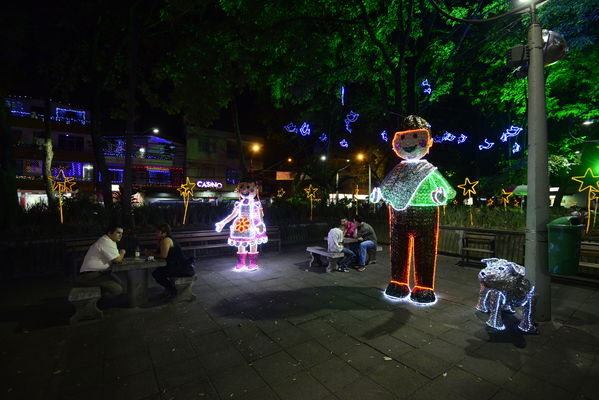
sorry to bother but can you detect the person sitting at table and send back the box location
[352,216,378,271]
[327,223,356,272]
[77,224,126,302]
[145,224,195,298]
[341,217,357,238]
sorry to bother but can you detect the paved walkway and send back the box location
[1,245,599,400]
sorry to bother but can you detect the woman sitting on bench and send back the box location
[145,224,195,298]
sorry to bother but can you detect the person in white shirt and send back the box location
[77,224,126,298]
[327,224,356,272]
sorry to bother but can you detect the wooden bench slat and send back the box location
[462,232,496,264]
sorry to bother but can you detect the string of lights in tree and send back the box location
[387,122,523,155]
[344,111,359,133]
[282,86,363,150]
[420,79,432,95]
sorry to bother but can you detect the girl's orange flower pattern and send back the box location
[235,217,250,232]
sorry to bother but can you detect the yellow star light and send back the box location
[513,199,520,207]
[50,169,76,194]
[276,188,285,198]
[304,184,318,199]
[500,189,513,204]
[457,177,478,198]
[177,177,196,198]
[572,168,599,193]
[487,198,494,206]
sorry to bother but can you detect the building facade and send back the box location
[6,97,186,207]
[186,127,264,202]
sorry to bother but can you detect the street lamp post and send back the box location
[250,144,260,172]
[357,153,372,201]
[335,161,351,203]
[429,0,554,323]
[525,2,551,321]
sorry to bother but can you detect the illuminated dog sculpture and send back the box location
[476,258,536,332]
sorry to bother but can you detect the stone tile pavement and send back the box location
[1,245,599,400]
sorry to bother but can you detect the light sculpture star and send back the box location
[49,169,77,224]
[571,168,599,232]
[500,189,513,210]
[304,184,318,221]
[571,168,599,194]
[177,177,196,198]
[457,177,478,198]
[304,184,318,199]
[178,177,196,224]
[50,169,76,194]
[276,188,285,198]
[458,177,478,227]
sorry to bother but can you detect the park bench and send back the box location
[321,236,383,265]
[366,245,383,264]
[461,232,496,264]
[579,241,599,275]
[306,246,345,272]
[137,226,282,257]
[173,275,197,302]
[68,286,103,324]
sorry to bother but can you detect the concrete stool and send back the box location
[174,276,197,302]
[69,287,103,324]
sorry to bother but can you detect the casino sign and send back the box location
[196,180,223,189]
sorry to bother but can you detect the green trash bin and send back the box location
[547,216,584,276]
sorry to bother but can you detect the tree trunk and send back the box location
[42,98,57,210]
[90,18,113,210]
[0,102,19,227]
[232,99,248,178]
[91,86,112,209]
[122,8,139,227]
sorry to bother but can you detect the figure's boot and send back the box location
[247,253,259,271]
[385,281,411,299]
[410,286,437,304]
[235,253,247,271]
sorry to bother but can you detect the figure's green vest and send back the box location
[380,160,456,211]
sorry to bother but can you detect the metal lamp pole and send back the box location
[525,3,551,321]
[336,162,351,203]
[368,164,372,200]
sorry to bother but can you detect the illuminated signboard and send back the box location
[196,180,223,189]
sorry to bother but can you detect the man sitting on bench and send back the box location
[327,223,356,272]
[77,224,126,303]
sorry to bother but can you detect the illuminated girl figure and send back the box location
[215,181,268,271]
[371,115,456,304]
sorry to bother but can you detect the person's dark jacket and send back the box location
[358,223,377,245]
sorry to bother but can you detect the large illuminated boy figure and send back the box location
[371,115,455,304]
[215,181,268,271]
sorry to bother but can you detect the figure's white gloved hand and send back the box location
[370,187,382,203]
[432,187,446,205]
[215,222,224,232]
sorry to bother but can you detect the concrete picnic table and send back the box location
[112,257,166,307]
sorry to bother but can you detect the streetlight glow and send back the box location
[287,157,293,162]
[357,153,364,161]
[152,128,160,134]
[582,120,595,126]
[252,144,260,152]
[320,155,327,161]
